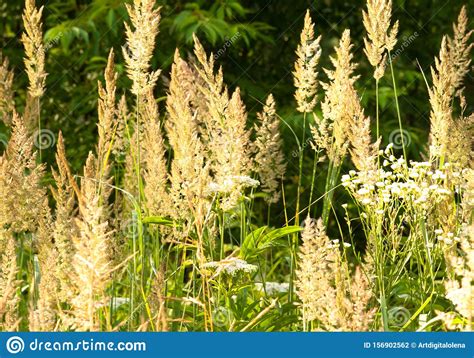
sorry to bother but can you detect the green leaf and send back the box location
[241,225,301,259]
[241,226,267,258]
[106,9,117,35]
[142,216,176,227]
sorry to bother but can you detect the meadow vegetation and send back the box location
[0,0,472,331]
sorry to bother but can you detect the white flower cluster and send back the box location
[342,151,465,211]
[111,297,130,309]
[328,239,351,249]
[255,281,290,296]
[207,176,260,194]
[202,257,258,277]
[433,229,461,246]
[445,277,472,321]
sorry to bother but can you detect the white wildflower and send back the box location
[202,257,258,277]
[255,281,290,296]
[207,176,259,195]
[362,198,372,205]
[111,297,130,309]
[357,188,370,195]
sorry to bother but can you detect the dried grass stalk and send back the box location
[166,50,207,219]
[429,7,473,161]
[70,153,113,331]
[347,89,380,172]
[428,36,454,160]
[314,30,357,165]
[0,229,21,331]
[448,6,474,92]
[97,50,117,176]
[112,95,128,160]
[29,202,57,331]
[21,0,47,131]
[0,53,14,125]
[254,94,286,203]
[296,217,375,331]
[193,35,253,210]
[142,90,171,217]
[21,0,46,98]
[96,50,118,215]
[122,0,161,96]
[444,171,473,330]
[296,217,339,328]
[0,112,45,233]
[362,0,398,79]
[446,114,473,168]
[51,132,78,303]
[293,10,322,113]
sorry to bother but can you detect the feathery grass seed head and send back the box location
[254,94,286,203]
[362,0,399,79]
[123,0,161,95]
[293,10,322,113]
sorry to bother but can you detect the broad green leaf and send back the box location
[142,216,176,227]
[241,225,301,259]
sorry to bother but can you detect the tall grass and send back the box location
[0,0,472,332]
